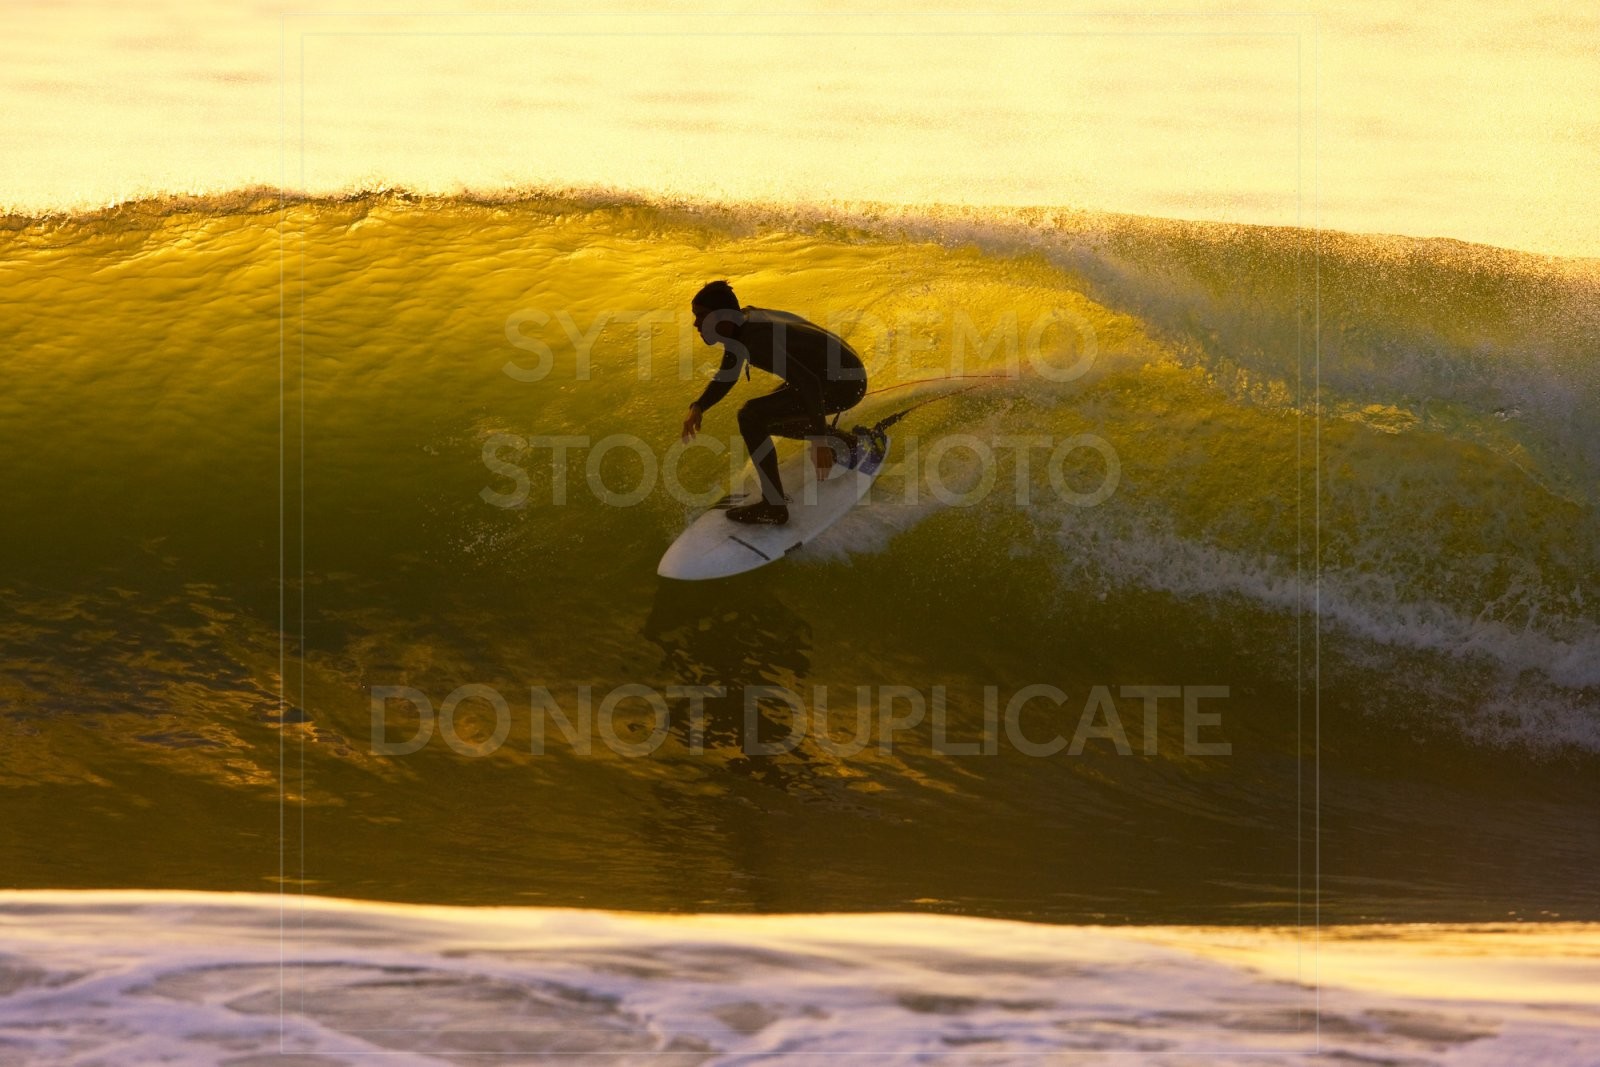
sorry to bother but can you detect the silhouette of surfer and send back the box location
[680,281,867,525]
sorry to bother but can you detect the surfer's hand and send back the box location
[681,405,703,443]
[810,438,834,481]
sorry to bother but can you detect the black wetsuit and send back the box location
[692,306,868,505]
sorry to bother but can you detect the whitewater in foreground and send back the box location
[1,891,1596,1065]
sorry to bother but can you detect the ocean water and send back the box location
[2,1,1597,256]
[3,5,1598,1054]
[2,891,1598,1065]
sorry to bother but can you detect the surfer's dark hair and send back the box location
[693,279,740,313]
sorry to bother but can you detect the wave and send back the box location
[21,188,1590,709]
[3,188,1598,918]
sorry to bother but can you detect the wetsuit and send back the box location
[692,306,868,505]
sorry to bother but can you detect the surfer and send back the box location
[681,280,867,525]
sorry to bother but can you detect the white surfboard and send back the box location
[658,427,890,580]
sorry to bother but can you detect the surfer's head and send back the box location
[692,280,743,346]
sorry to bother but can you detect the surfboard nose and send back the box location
[657,530,773,581]
[656,537,698,579]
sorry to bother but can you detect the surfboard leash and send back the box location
[870,380,991,433]
[862,372,1016,400]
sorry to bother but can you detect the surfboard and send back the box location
[657,426,890,580]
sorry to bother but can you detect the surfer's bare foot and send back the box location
[726,500,789,526]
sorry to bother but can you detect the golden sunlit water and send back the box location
[4,188,1596,905]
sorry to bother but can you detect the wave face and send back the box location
[2,191,1598,921]
[4,891,1599,1066]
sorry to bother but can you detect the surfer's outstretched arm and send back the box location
[683,348,745,441]
[692,348,744,412]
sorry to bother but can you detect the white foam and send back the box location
[3,892,1598,1065]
